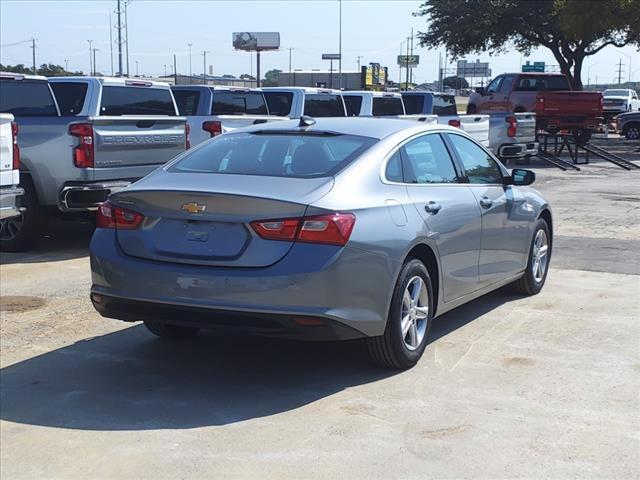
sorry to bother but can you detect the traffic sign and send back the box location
[397,55,419,67]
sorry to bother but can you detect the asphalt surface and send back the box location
[1,137,638,479]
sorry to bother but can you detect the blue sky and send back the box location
[1,0,638,85]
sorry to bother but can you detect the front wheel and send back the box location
[144,320,200,339]
[367,259,433,369]
[512,219,551,295]
[0,175,44,252]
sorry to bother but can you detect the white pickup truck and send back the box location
[261,87,347,118]
[0,113,23,222]
[171,86,286,147]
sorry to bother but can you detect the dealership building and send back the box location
[278,64,390,91]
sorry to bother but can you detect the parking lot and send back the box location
[0,137,637,478]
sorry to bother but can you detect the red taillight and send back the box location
[96,201,144,230]
[250,213,355,247]
[202,120,222,138]
[448,119,461,128]
[69,122,94,168]
[506,116,517,137]
[185,123,191,150]
[10,121,20,170]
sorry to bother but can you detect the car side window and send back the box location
[400,134,458,184]
[486,76,503,94]
[499,75,516,93]
[385,150,403,183]
[447,134,503,184]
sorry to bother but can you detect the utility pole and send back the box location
[135,60,139,76]
[398,41,403,87]
[125,0,131,77]
[409,28,414,85]
[405,36,410,91]
[164,64,167,77]
[31,38,36,75]
[617,58,624,85]
[288,47,293,85]
[109,10,114,76]
[116,0,123,76]
[92,48,99,76]
[173,54,177,84]
[201,50,209,85]
[87,39,93,75]
[64,59,69,72]
[338,0,342,89]
[256,51,261,88]
[188,43,193,84]
[356,55,363,71]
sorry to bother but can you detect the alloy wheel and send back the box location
[401,276,429,351]
[532,229,549,283]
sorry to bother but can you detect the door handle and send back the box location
[479,197,493,209]
[424,201,442,214]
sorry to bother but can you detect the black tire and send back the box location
[143,320,200,339]
[572,129,592,145]
[512,219,551,295]
[367,259,434,369]
[466,104,477,114]
[623,123,640,140]
[0,174,44,252]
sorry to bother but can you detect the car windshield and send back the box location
[372,97,404,116]
[402,95,424,115]
[100,86,177,115]
[169,132,376,178]
[212,91,268,115]
[603,90,628,97]
[0,80,58,117]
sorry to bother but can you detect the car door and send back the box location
[394,133,483,302]
[497,74,517,112]
[477,75,504,112]
[445,133,531,286]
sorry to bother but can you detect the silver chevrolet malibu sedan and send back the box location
[90,117,552,369]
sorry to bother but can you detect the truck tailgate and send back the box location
[91,116,186,168]
[536,91,602,118]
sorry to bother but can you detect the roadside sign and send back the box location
[522,61,545,72]
[322,53,341,60]
[397,55,419,67]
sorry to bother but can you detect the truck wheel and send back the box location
[572,129,592,145]
[623,123,640,140]
[0,175,44,252]
[466,104,477,114]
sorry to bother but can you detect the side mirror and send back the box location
[475,87,486,96]
[506,168,535,186]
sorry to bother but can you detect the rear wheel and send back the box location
[623,123,640,140]
[367,259,433,369]
[0,175,44,252]
[512,219,551,295]
[143,320,200,339]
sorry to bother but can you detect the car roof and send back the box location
[234,117,457,140]
[0,71,48,82]
[261,87,342,95]
[343,91,403,98]
[171,85,262,93]
[48,76,171,89]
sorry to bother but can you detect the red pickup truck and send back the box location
[467,73,602,142]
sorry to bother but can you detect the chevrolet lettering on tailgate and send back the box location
[102,134,183,145]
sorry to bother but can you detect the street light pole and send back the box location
[135,60,139,76]
[64,59,69,72]
[188,43,193,84]
[338,0,342,89]
[201,50,210,85]
[87,39,93,75]
[92,48,99,76]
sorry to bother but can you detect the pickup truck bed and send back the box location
[535,90,603,133]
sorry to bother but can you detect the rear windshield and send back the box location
[99,86,176,115]
[0,80,58,117]
[343,95,363,116]
[431,94,458,115]
[402,95,424,115]
[303,94,346,117]
[212,91,268,115]
[170,132,376,178]
[372,97,404,116]
[50,82,88,115]
[263,92,293,116]
[603,89,628,97]
[172,89,200,115]
[515,75,571,91]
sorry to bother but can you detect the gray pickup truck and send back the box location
[0,73,187,251]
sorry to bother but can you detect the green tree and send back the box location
[443,76,469,90]
[262,69,281,87]
[1,63,83,76]
[414,0,640,90]
[240,73,256,80]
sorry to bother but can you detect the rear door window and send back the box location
[50,82,88,115]
[99,86,177,115]
[372,97,404,116]
[402,95,424,114]
[212,91,268,115]
[172,90,200,115]
[515,75,571,91]
[303,94,346,117]
[343,95,363,116]
[0,80,58,117]
[431,95,457,115]
[170,132,375,177]
[263,92,293,116]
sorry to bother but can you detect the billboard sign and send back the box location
[232,32,280,51]
[456,59,491,78]
[522,61,545,72]
[322,53,341,60]
[397,55,419,67]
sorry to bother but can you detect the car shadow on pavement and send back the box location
[0,219,92,265]
[0,289,521,431]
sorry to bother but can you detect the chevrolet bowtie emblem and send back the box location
[181,202,206,214]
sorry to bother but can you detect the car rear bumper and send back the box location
[497,141,538,159]
[59,180,133,211]
[0,186,24,220]
[90,228,398,339]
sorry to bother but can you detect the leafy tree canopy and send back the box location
[443,75,469,89]
[240,73,256,80]
[1,63,83,76]
[262,69,282,87]
[414,0,640,89]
